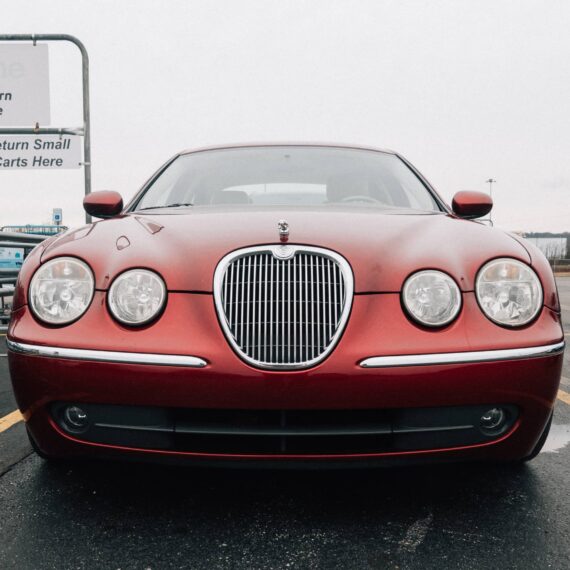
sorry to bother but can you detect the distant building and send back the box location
[0,224,68,236]
[523,233,569,260]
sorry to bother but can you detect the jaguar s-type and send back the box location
[7,144,565,466]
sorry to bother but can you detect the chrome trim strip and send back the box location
[6,340,207,368]
[359,341,565,368]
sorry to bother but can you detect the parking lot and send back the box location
[0,278,569,570]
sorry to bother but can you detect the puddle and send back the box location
[541,424,570,453]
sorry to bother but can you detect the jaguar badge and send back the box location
[273,245,295,260]
[278,219,289,242]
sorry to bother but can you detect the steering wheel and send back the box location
[339,195,381,204]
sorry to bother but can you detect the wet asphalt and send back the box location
[0,278,569,570]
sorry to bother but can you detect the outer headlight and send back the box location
[402,270,462,327]
[29,257,94,325]
[476,258,542,327]
[108,269,166,325]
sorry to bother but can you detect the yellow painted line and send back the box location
[558,389,570,406]
[0,409,23,434]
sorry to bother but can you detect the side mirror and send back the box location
[452,191,493,219]
[83,191,124,219]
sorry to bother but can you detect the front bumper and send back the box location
[8,340,564,465]
[7,292,565,465]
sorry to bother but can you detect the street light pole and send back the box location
[485,178,496,222]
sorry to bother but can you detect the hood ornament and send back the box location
[278,219,289,242]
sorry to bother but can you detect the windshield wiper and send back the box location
[137,202,193,211]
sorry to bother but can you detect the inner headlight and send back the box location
[402,270,462,327]
[108,269,166,325]
[476,258,542,326]
[29,257,94,325]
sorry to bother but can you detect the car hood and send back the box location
[41,206,529,293]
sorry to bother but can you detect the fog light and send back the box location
[480,408,506,431]
[63,406,89,431]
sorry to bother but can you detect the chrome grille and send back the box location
[214,245,353,370]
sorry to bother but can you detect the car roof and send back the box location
[179,142,398,156]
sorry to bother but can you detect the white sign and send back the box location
[0,44,51,126]
[0,135,81,169]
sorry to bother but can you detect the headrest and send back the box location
[211,190,251,204]
[326,172,371,202]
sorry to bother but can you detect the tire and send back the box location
[522,412,553,462]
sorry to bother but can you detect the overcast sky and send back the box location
[1,0,569,231]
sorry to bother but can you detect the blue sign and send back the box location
[52,208,63,225]
[0,247,24,268]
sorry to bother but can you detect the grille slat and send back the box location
[320,258,326,351]
[326,259,333,339]
[287,260,295,359]
[251,255,256,359]
[281,258,285,364]
[245,256,251,354]
[269,256,273,358]
[239,258,244,348]
[228,262,234,331]
[265,258,269,362]
[293,255,297,362]
[313,257,321,358]
[216,245,353,369]
[304,254,310,362]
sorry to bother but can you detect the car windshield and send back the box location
[133,146,440,212]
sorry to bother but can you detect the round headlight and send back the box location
[29,257,94,325]
[108,269,166,325]
[402,270,462,327]
[476,258,542,327]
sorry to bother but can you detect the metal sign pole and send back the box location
[0,34,92,222]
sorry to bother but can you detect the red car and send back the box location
[7,144,565,467]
